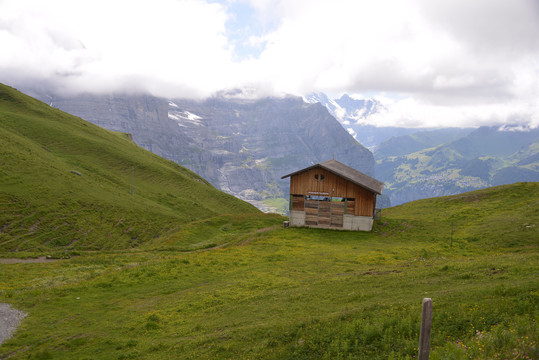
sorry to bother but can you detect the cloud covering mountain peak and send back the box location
[1,0,538,128]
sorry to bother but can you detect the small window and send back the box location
[314,174,319,180]
[320,174,325,180]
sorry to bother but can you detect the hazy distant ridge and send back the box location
[375,125,539,205]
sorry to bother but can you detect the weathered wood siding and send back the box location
[330,202,345,227]
[347,200,355,215]
[291,195,304,211]
[290,166,375,217]
[290,168,346,196]
[350,186,376,217]
[301,199,346,228]
[305,199,318,226]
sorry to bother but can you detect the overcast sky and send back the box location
[1,0,538,128]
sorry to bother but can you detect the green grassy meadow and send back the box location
[0,84,537,359]
[1,183,537,359]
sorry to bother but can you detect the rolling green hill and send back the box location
[0,83,260,252]
[0,182,537,359]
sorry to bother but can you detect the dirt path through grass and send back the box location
[0,257,59,264]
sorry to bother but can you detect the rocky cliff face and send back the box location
[32,91,374,212]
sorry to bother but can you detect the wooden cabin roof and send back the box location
[281,159,384,195]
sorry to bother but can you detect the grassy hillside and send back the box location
[0,183,537,359]
[0,83,259,252]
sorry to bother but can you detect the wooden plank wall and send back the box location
[290,167,375,217]
[346,200,355,215]
[305,199,318,226]
[290,168,347,196]
[349,185,375,217]
[331,202,344,227]
[292,195,304,211]
[318,201,331,226]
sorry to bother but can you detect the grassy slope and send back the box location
[0,183,537,359]
[0,83,260,252]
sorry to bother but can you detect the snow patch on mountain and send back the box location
[304,93,381,126]
[497,124,533,132]
[168,103,204,127]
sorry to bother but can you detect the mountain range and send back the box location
[306,93,539,206]
[26,89,374,213]
[374,125,539,205]
[17,87,539,209]
[303,92,420,149]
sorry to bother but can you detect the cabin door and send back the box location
[304,199,344,228]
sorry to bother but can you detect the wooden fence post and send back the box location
[418,298,432,360]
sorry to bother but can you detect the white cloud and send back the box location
[362,91,539,129]
[0,0,538,127]
[0,0,241,97]
[243,0,539,127]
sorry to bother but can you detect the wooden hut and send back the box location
[281,159,384,231]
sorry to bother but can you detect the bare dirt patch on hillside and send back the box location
[0,257,59,264]
[0,303,27,346]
